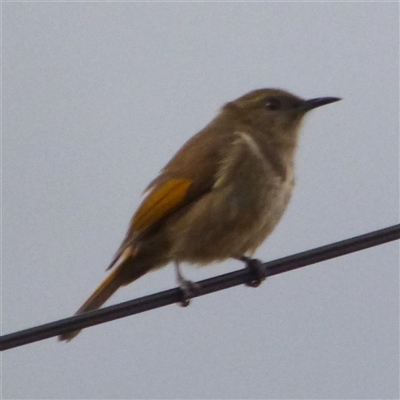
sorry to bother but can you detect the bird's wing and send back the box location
[107,128,233,270]
[131,178,192,233]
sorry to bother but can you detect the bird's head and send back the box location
[224,88,341,144]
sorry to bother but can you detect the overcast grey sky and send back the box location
[2,2,399,399]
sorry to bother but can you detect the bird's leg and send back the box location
[237,256,267,287]
[175,262,201,307]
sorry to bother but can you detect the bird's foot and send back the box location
[175,262,201,306]
[178,279,201,307]
[238,256,267,287]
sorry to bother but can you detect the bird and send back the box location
[59,88,340,341]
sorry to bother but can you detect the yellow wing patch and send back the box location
[131,178,192,233]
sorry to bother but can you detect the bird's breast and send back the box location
[167,131,295,263]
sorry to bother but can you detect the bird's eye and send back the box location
[265,98,281,111]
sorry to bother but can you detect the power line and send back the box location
[1,224,399,351]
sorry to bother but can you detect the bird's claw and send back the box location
[179,280,201,307]
[175,262,201,306]
[240,257,267,287]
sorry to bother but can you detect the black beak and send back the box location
[302,96,341,111]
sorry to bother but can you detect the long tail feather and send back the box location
[58,266,124,342]
[58,254,152,342]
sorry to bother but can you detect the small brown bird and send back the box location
[59,88,340,341]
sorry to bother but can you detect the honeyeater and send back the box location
[59,88,340,341]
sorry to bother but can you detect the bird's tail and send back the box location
[58,255,149,342]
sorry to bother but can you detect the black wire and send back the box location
[1,224,399,351]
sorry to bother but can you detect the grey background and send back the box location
[2,2,399,399]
